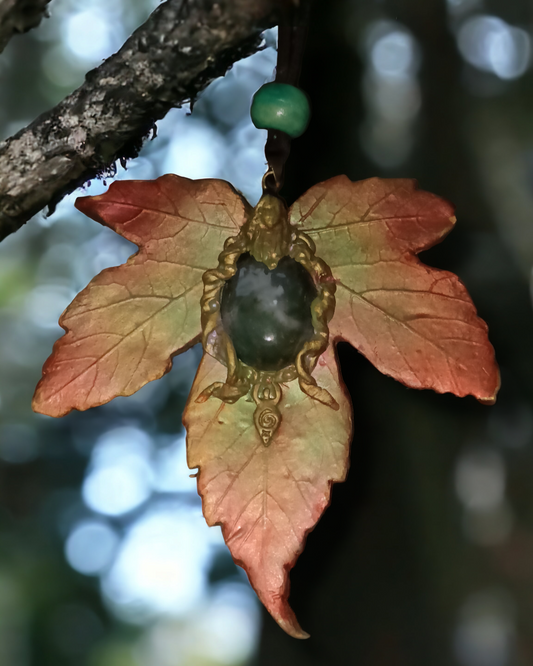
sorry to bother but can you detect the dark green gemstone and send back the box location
[220,254,317,372]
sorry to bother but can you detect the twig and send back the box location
[0,0,279,242]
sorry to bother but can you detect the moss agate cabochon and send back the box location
[220,254,317,372]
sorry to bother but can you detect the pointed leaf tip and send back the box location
[277,614,310,640]
[184,346,352,637]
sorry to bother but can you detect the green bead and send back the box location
[250,83,310,138]
[220,254,317,372]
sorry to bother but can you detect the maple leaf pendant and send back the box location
[32,172,500,639]
[197,190,338,446]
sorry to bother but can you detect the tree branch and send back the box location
[0,0,280,241]
[0,0,51,53]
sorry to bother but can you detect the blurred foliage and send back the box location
[2,0,533,665]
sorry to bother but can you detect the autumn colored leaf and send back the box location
[32,175,249,416]
[183,344,352,639]
[32,171,499,639]
[290,176,499,403]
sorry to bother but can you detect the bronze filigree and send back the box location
[198,187,338,445]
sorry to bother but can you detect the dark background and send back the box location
[1,1,533,665]
[262,1,533,664]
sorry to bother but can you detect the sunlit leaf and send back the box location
[32,175,249,416]
[290,176,499,403]
[32,172,499,639]
[183,344,352,638]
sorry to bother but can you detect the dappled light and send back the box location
[1,0,533,664]
[454,591,516,666]
[457,15,530,81]
[361,20,421,168]
[65,519,120,576]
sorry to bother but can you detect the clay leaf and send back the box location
[290,176,500,403]
[183,344,353,639]
[32,175,249,417]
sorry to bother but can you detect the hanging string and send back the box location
[263,1,311,195]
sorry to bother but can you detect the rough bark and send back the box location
[0,0,51,52]
[0,0,280,241]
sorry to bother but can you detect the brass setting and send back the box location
[198,188,338,445]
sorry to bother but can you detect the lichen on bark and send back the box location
[0,0,280,241]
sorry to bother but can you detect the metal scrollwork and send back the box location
[198,186,337,443]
